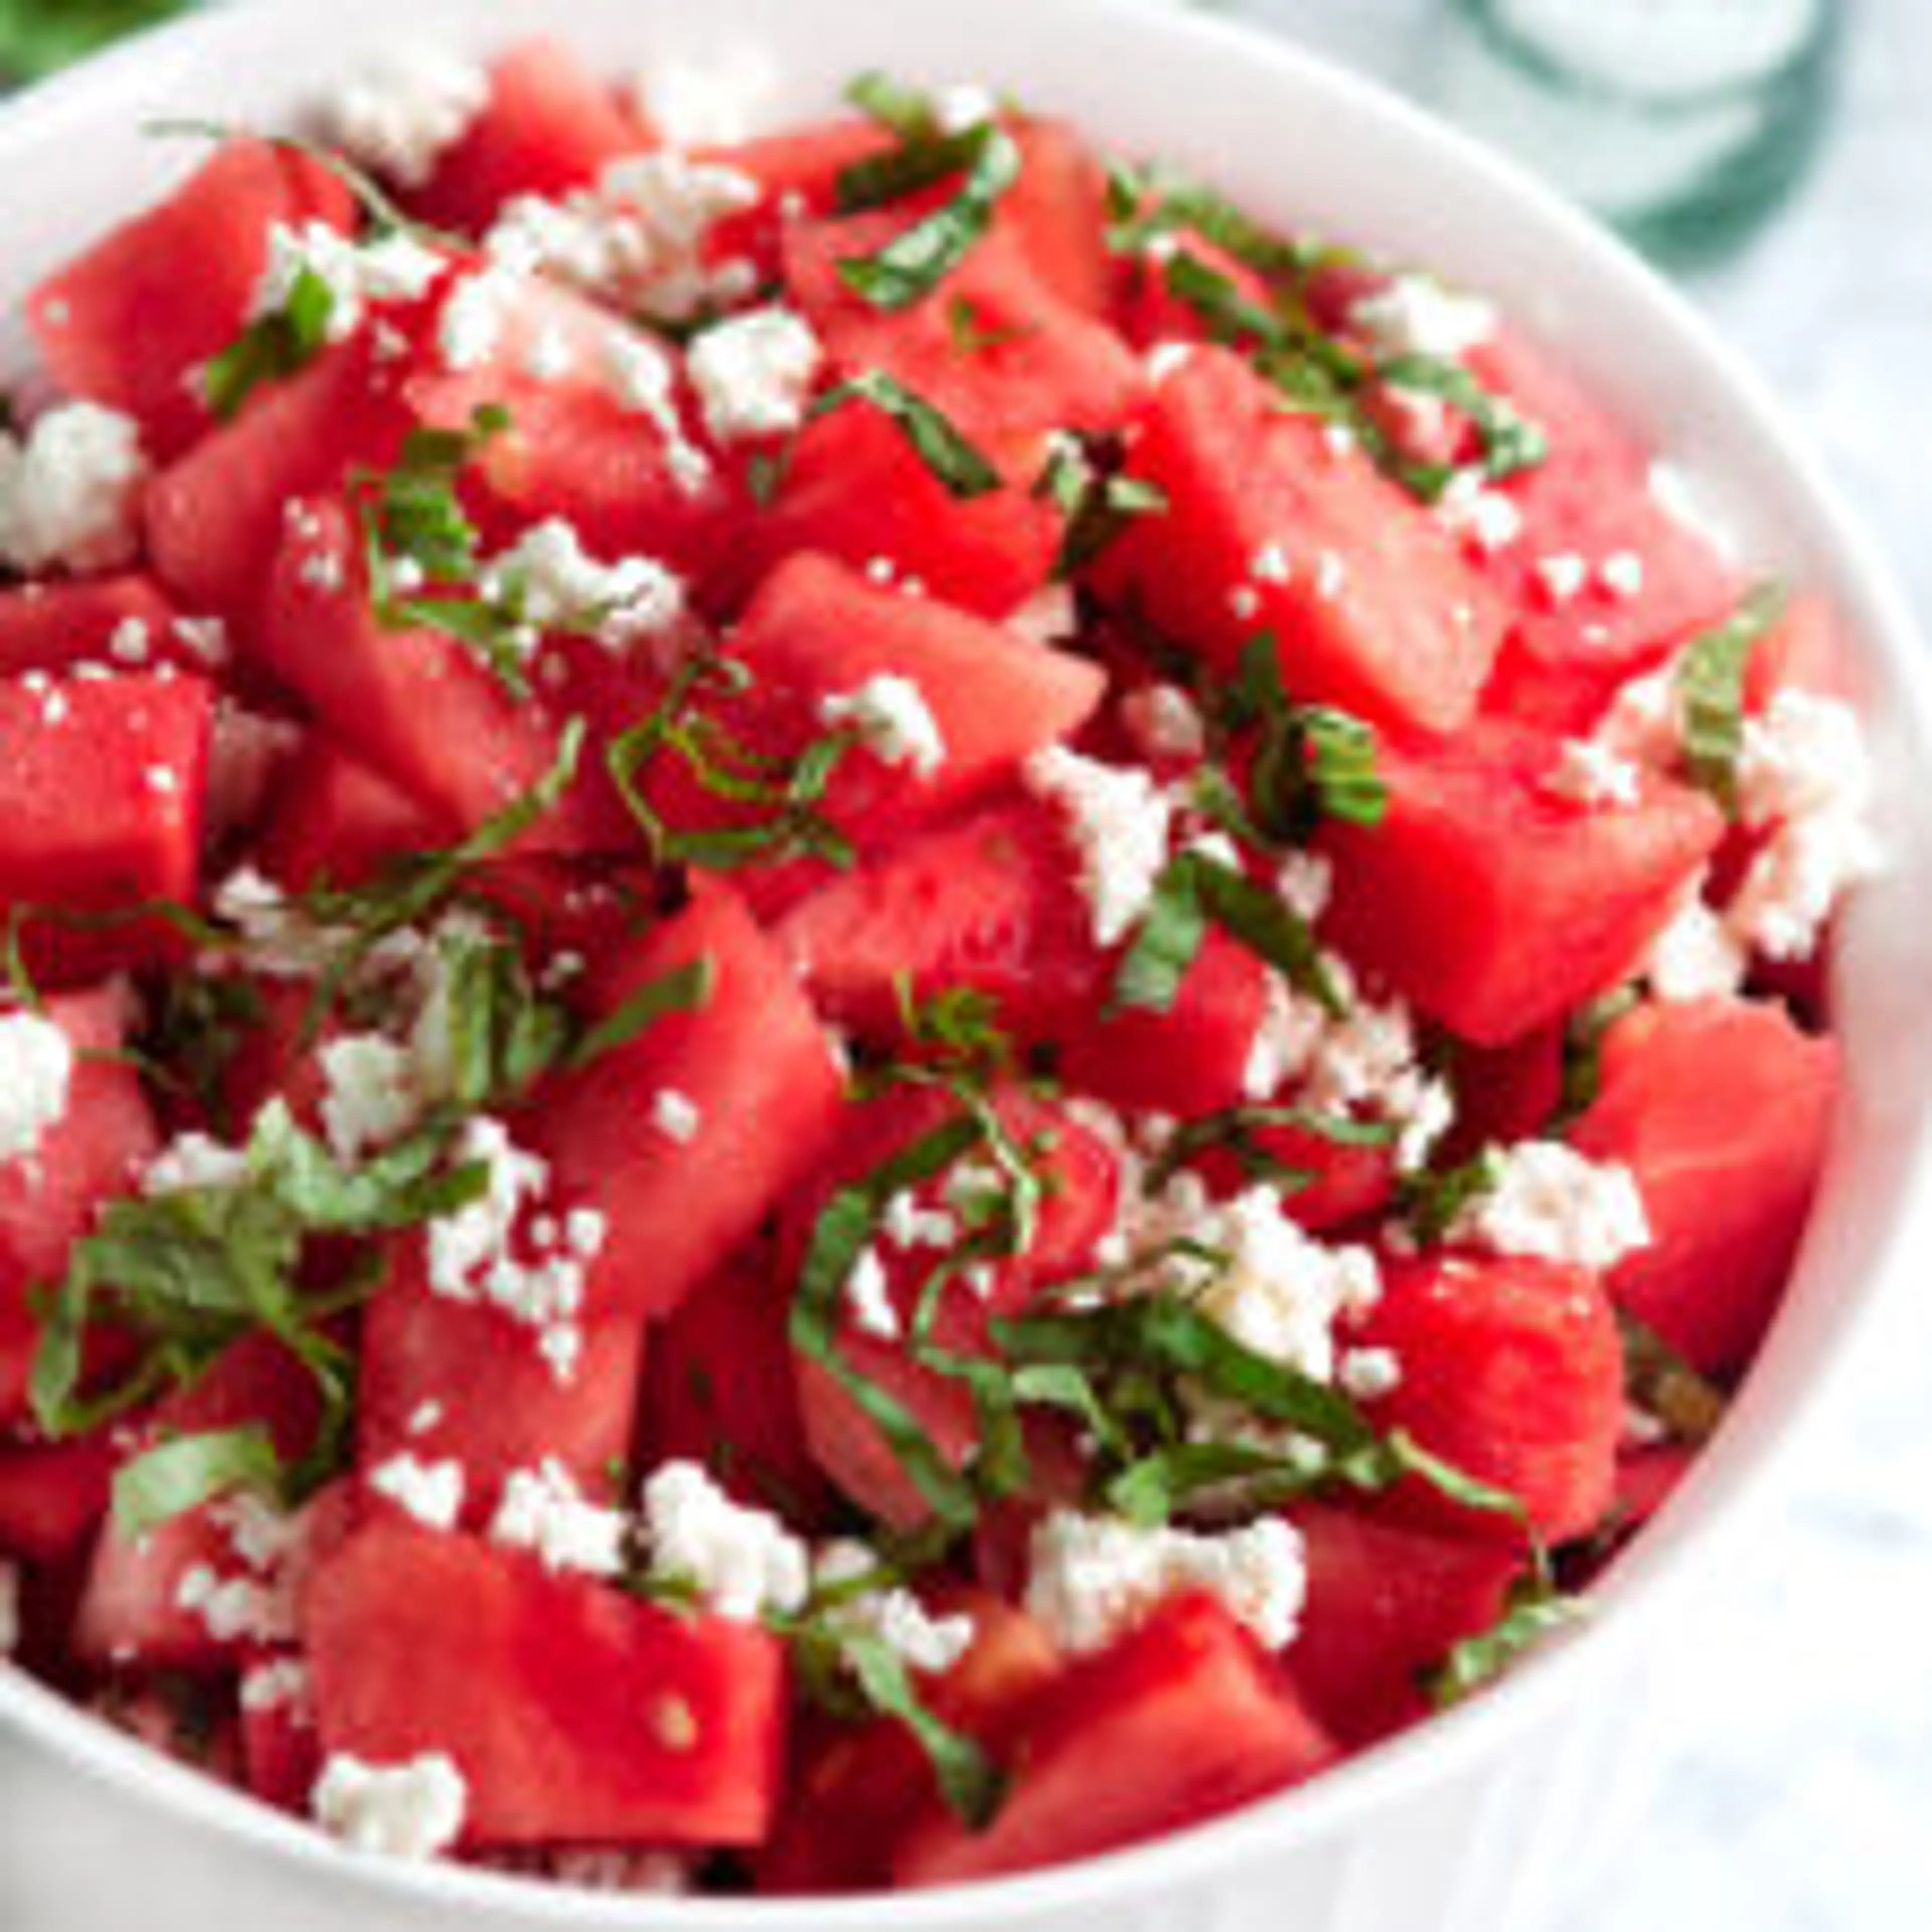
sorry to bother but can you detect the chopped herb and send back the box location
[1677,583,1790,817]
[1105,162,1329,280]
[813,371,1001,499]
[844,70,944,142]
[568,955,716,1072]
[1398,1147,1500,1248]
[1377,353,1550,489]
[838,124,988,216]
[836,123,1021,311]
[1426,1573,1583,1707]
[944,293,1034,356]
[351,404,534,697]
[1550,986,1641,1134]
[1160,250,1286,349]
[1112,850,1341,1018]
[1144,1104,1398,1195]
[782,1607,1005,1827]
[1618,1310,1728,1447]
[131,971,264,1134]
[1032,434,1169,579]
[203,262,336,420]
[606,655,859,873]
[112,1424,283,1540]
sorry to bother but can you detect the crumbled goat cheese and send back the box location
[318,1033,420,1164]
[406,1400,446,1439]
[820,674,947,779]
[1593,661,1683,773]
[325,46,491,189]
[239,1657,312,1717]
[1026,1510,1306,1655]
[600,331,713,496]
[1145,339,1195,385]
[1251,541,1292,585]
[1024,746,1174,948]
[487,151,761,324]
[175,1562,294,1647]
[143,1130,249,1196]
[424,1118,590,1381]
[650,1090,702,1145]
[1535,553,1590,605]
[491,1458,628,1578]
[814,1542,976,1675]
[1451,1140,1651,1269]
[480,519,685,652]
[1338,1347,1403,1402]
[368,1453,465,1532]
[1121,683,1206,762]
[1228,583,1262,622]
[0,403,148,575]
[250,220,444,345]
[1436,470,1523,554]
[686,307,822,444]
[1007,584,1076,646]
[1276,849,1334,924]
[932,83,999,133]
[313,1752,467,1861]
[437,261,521,371]
[1644,881,1747,1002]
[640,1461,810,1622]
[1352,274,1497,361]
[1547,737,1642,810]
[881,1190,959,1253]
[842,1247,901,1341]
[1123,1175,1381,1382]
[1599,550,1646,600]
[0,1009,72,1166]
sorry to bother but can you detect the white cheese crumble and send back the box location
[318,1033,421,1164]
[1338,1346,1403,1402]
[1547,737,1642,810]
[175,1562,295,1647]
[819,674,947,780]
[1120,683,1206,762]
[1451,1140,1651,1269]
[639,1460,809,1622]
[142,1130,249,1197]
[487,151,761,325]
[842,1246,901,1341]
[1599,550,1646,600]
[1534,552,1590,606]
[1643,881,1746,1003]
[480,519,685,653]
[1436,470,1523,555]
[490,1458,628,1578]
[312,1752,467,1861]
[324,46,490,189]
[650,1089,702,1145]
[250,220,445,346]
[1144,339,1195,386]
[239,1657,312,1717]
[813,1542,976,1676]
[686,307,822,445]
[601,331,714,497]
[436,261,521,372]
[367,1453,465,1532]
[1025,1510,1306,1656]
[0,1009,72,1166]
[1024,746,1174,949]
[1352,274,1497,361]
[0,403,148,575]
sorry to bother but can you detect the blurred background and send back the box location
[0,1,1925,1925]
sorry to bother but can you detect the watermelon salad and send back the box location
[0,35,1882,1897]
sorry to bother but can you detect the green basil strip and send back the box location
[1676,582,1791,817]
[812,371,1002,498]
[112,1425,285,1540]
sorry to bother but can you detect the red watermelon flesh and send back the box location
[1284,1502,1520,1743]
[28,140,356,459]
[255,735,452,894]
[530,889,846,1324]
[1352,1254,1624,1546]
[1319,720,1723,1045]
[894,1594,1338,1887]
[304,1517,787,1846]
[406,39,651,236]
[1570,996,1839,1372]
[1096,346,1510,737]
[0,577,178,680]
[0,1439,115,1563]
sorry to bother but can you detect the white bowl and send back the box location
[1,2,1928,1928]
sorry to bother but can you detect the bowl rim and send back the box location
[1,0,1928,1923]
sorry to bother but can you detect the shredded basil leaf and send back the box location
[1145,1104,1397,1196]
[844,70,942,142]
[1549,986,1642,1134]
[203,263,336,420]
[1032,434,1169,579]
[1399,1147,1501,1249]
[1677,583,1791,817]
[836,122,1021,311]
[813,371,1001,499]
[112,1424,284,1540]
[1377,352,1550,488]
[1618,1310,1728,1447]
[1426,1573,1584,1708]
[1112,851,1342,1018]
[568,956,716,1072]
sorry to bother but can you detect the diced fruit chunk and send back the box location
[305,1517,786,1846]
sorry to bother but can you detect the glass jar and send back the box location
[1433,0,1846,267]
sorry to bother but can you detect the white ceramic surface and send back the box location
[0,3,1927,1929]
